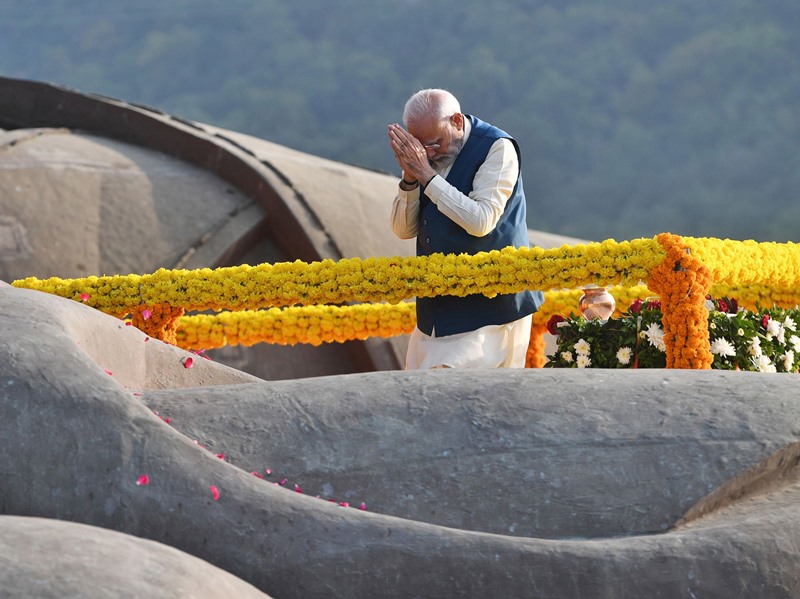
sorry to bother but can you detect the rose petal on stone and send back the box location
[358,502,367,510]
[132,392,141,397]
[136,474,150,486]
[210,485,220,501]
[183,357,194,369]
[294,484,303,493]
[251,471,264,479]
[278,478,288,486]
[125,321,133,326]
[338,502,349,508]
[142,309,152,320]
[144,338,149,343]
[104,369,113,376]
[215,453,225,460]
[79,293,89,302]
[265,468,272,476]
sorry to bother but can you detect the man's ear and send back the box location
[451,112,464,131]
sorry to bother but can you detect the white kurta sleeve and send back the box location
[390,185,421,239]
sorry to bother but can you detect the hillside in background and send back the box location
[2,0,799,243]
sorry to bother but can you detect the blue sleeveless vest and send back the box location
[415,115,544,337]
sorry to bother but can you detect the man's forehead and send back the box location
[408,117,446,141]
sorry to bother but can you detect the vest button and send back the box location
[426,237,431,244]
[423,219,428,226]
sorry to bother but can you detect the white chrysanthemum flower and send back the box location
[767,318,781,337]
[754,354,776,373]
[748,337,762,357]
[560,351,574,364]
[783,317,797,332]
[777,325,786,345]
[644,323,666,352]
[784,351,794,371]
[576,354,592,369]
[704,299,716,312]
[790,335,800,353]
[573,339,591,356]
[616,347,632,365]
[710,337,736,357]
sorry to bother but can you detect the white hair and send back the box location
[402,88,461,126]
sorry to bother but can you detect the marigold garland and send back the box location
[525,324,548,368]
[11,239,665,315]
[172,286,657,355]
[647,233,713,369]
[132,303,185,345]
[175,302,417,350]
[683,237,800,288]
[708,283,800,312]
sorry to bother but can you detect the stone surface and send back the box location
[2,282,800,598]
[142,367,800,541]
[0,516,271,598]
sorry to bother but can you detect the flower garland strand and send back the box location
[11,239,666,315]
[172,285,658,354]
[175,302,417,350]
[647,233,713,369]
[683,237,800,289]
[708,283,800,312]
[525,324,548,368]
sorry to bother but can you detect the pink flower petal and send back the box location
[132,392,141,397]
[79,293,89,302]
[210,485,220,501]
[264,468,272,476]
[125,321,133,326]
[144,338,149,343]
[104,369,113,376]
[142,309,152,320]
[215,453,225,460]
[278,478,288,486]
[152,412,170,424]
[251,471,264,479]
[338,502,350,508]
[294,484,303,493]
[358,502,367,510]
[183,357,194,369]
[136,474,150,486]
